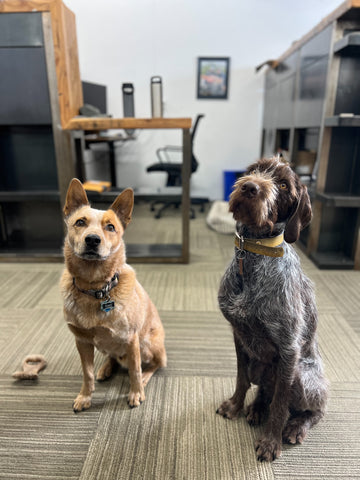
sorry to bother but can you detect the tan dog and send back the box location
[60,179,167,412]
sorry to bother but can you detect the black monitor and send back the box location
[82,81,107,114]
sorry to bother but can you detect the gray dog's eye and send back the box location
[105,224,116,232]
[279,182,288,190]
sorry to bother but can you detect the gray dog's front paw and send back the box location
[255,436,282,462]
[216,399,243,420]
[246,401,268,426]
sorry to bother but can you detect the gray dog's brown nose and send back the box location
[241,181,260,198]
[85,234,101,249]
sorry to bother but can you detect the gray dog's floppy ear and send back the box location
[64,178,89,216]
[111,188,134,229]
[284,185,312,244]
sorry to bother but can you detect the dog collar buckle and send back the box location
[235,232,246,276]
[97,282,111,299]
[73,273,119,311]
[235,232,245,251]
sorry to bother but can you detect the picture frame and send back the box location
[197,57,230,99]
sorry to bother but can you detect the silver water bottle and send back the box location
[151,76,163,117]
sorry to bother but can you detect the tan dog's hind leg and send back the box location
[127,333,145,408]
[96,356,117,381]
[73,339,95,413]
[142,347,167,387]
[141,367,158,387]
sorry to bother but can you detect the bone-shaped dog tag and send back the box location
[100,299,115,312]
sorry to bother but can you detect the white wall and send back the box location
[65,0,341,200]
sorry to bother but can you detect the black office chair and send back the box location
[146,114,205,218]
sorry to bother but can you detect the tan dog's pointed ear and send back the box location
[111,188,134,229]
[63,178,89,216]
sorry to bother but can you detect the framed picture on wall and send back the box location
[197,57,230,99]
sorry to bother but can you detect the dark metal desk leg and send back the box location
[181,129,191,263]
[108,140,117,187]
[73,132,86,181]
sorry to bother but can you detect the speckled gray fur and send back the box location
[217,157,328,462]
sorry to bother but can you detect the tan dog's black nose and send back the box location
[241,181,260,198]
[85,234,101,249]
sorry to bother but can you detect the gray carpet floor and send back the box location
[0,203,359,479]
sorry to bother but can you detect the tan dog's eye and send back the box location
[279,182,288,190]
[75,218,86,227]
[105,224,116,232]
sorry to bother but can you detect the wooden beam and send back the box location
[0,0,57,12]
[42,12,76,208]
[64,117,193,131]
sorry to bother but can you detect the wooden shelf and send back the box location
[0,191,60,202]
[316,192,360,207]
[0,244,185,264]
[127,244,184,264]
[65,117,192,131]
[87,187,182,203]
[334,32,360,54]
[310,251,354,269]
[87,188,209,210]
[325,115,360,127]
[0,248,63,262]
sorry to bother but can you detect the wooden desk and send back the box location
[67,117,193,264]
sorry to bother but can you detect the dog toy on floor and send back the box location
[12,355,47,380]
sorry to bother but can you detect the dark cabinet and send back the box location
[0,4,81,259]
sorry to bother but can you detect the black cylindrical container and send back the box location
[122,83,135,135]
[122,83,135,117]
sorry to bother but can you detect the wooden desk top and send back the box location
[65,117,192,130]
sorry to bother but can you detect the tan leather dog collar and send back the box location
[235,232,284,258]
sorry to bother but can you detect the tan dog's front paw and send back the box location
[127,390,145,408]
[255,436,282,462]
[73,394,92,413]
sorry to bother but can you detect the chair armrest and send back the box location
[156,145,183,163]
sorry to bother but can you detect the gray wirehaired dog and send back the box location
[217,156,328,462]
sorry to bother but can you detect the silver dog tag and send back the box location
[100,299,115,313]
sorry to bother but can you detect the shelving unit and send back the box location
[0,3,81,260]
[261,0,360,269]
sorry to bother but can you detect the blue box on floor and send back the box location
[223,170,245,201]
